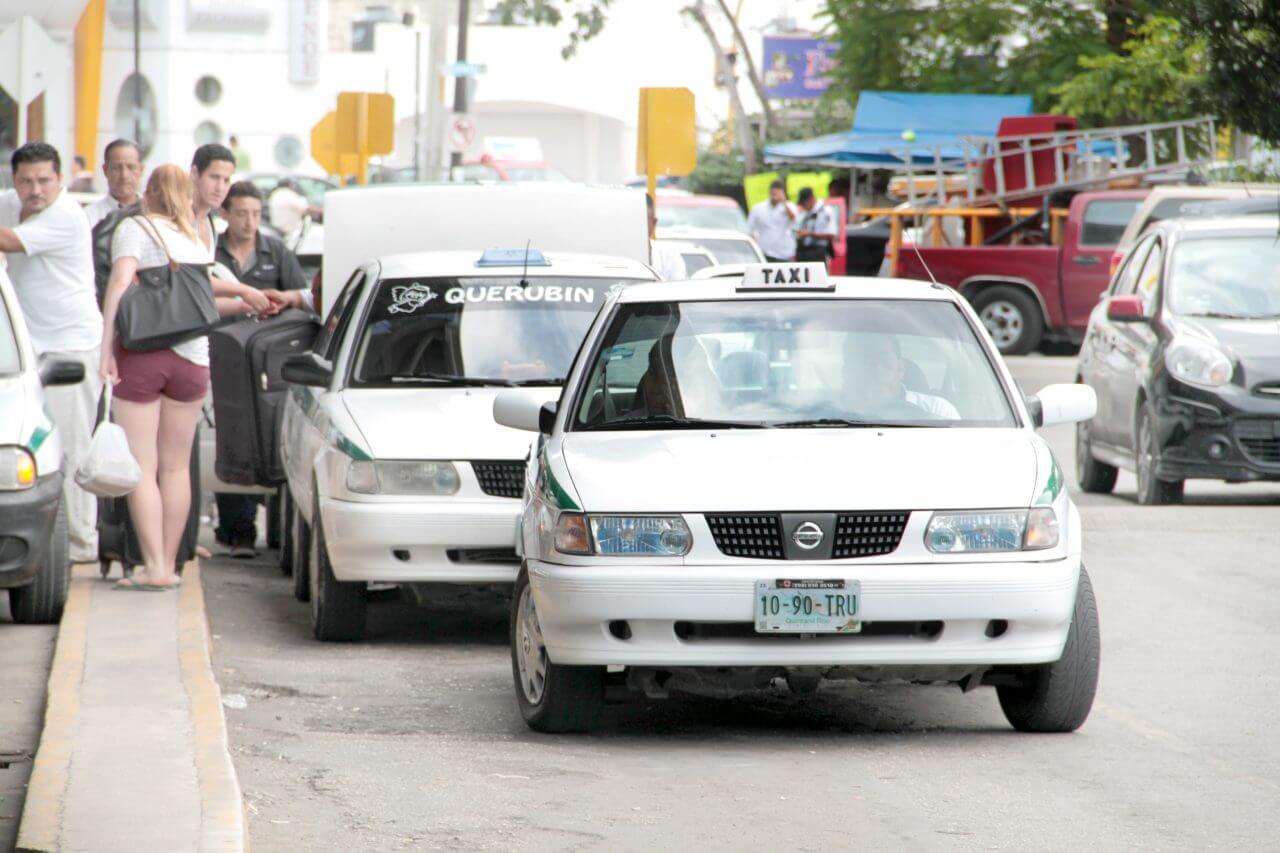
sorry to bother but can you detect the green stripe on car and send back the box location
[27,423,52,453]
[1037,453,1063,505]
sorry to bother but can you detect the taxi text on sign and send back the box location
[337,92,395,156]
[636,88,696,178]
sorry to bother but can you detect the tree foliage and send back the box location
[491,0,616,58]
[1184,0,1280,143]
[1052,16,1206,126]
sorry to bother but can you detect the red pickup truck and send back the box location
[896,190,1148,354]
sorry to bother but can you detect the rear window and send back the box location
[1080,199,1141,246]
[1145,196,1227,228]
[687,238,762,265]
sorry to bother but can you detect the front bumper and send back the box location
[1154,388,1280,482]
[528,554,1080,668]
[0,473,63,589]
[319,496,520,583]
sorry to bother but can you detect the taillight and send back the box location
[1108,250,1123,278]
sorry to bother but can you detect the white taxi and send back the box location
[493,263,1101,733]
[279,247,657,641]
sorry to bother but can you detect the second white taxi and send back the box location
[494,263,1101,733]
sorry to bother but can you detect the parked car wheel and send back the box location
[511,567,605,733]
[9,499,70,625]
[971,286,1043,355]
[1136,406,1183,505]
[309,497,365,641]
[291,496,311,602]
[277,486,293,575]
[266,492,282,550]
[998,566,1100,733]
[1075,421,1117,494]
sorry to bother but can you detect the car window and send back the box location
[1168,236,1280,318]
[458,165,499,182]
[681,253,714,274]
[0,296,20,376]
[1080,199,1141,247]
[573,299,1016,429]
[1134,239,1164,314]
[314,270,366,360]
[1111,236,1154,296]
[348,276,646,386]
[687,238,762,265]
[657,205,750,233]
[1145,196,1224,228]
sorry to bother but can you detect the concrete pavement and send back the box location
[15,562,246,852]
[0,595,56,850]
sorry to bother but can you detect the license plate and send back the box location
[754,579,860,633]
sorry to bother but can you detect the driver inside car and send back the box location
[635,333,723,419]
[842,334,960,420]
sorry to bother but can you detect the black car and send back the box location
[1076,216,1280,504]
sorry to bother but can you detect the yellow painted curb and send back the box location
[177,560,250,851]
[15,564,94,853]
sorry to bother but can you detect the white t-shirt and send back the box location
[0,189,103,354]
[111,215,214,366]
[84,194,132,228]
[650,240,688,281]
[747,199,797,260]
[799,201,839,247]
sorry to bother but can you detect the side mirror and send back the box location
[1031,384,1097,428]
[1107,294,1147,322]
[494,391,556,434]
[38,357,85,387]
[280,352,333,388]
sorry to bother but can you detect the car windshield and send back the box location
[657,204,749,233]
[573,298,1016,430]
[0,296,19,375]
[678,237,761,265]
[1168,237,1280,318]
[502,166,571,182]
[350,276,642,387]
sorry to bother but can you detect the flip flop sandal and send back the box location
[114,578,176,592]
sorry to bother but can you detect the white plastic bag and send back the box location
[74,386,142,498]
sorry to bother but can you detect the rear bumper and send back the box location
[0,474,63,589]
[319,496,520,583]
[528,555,1080,667]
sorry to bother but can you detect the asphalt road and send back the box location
[204,355,1280,851]
[0,593,56,850]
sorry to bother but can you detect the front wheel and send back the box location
[291,499,311,602]
[970,286,1044,356]
[309,498,365,641]
[511,567,604,733]
[1136,407,1184,506]
[1075,420,1117,494]
[998,566,1100,733]
[9,499,70,624]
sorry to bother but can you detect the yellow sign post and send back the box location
[334,91,395,185]
[637,87,696,203]
[310,110,340,176]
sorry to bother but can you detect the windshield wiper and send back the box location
[1184,311,1266,320]
[384,373,516,387]
[770,417,944,428]
[507,377,565,386]
[586,414,773,431]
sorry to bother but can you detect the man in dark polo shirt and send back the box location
[212,180,309,557]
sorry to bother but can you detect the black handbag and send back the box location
[115,216,219,352]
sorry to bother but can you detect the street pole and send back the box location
[423,0,451,181]
[132,0,141,146]
[448,0,470,171]
[413,29,421,180]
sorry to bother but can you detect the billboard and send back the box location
[762,36,838,100]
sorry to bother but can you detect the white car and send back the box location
[493,262,1101,733]
[279,248,657,641]
[654,227,765,266]
[0,268,83,623]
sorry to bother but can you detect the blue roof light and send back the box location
[476,248,550,267]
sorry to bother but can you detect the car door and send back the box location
[1087,236,1152,447]
[1111,238,1165,454]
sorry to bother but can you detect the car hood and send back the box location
[1173,316,1280,379]
[561,428,1039,512]
[340,387,557,460]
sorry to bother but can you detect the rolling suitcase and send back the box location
[98,437,201,578]
[209,309,319,487]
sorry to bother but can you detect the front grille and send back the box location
[832,512,910,558]
[705,514,785,559]
[471,460,526,498]
[1234,419,1280,465]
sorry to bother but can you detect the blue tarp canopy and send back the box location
[764,91,1034,169]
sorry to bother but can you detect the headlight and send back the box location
[0,446,36,490]
[925,508,1059,553]
[553,513,692,556]
[345,460,460,495]
[1165,339,1232,388]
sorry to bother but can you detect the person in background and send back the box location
[0,143,104,562]
[646,193,687,281]
[747,179,796,262]
[216,181,311,312]
[100,165,249,589]
[85,139,144,228]
[229,135,251,172]
[795,187,839,267]
[69,155,95,192]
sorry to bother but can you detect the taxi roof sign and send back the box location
[476,247,551,267]
[738,262,833,291]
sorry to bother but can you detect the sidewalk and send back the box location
[16,562,246,853]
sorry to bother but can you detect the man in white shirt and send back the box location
[795,187,839,267]
[843,334,960,421]
[0,143,105,561]
[647,193,687,281]
[747,179,797,262]
[83,138,144,228]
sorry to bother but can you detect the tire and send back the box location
[309,498,365,641]
[1075,420,1117,494]
[998,566,1100,733]
[292,502,311,602]
[970,286,1044,356]
[277,487,294,575]
[1136,406,1184,506]
[10,499,70,625]
[511,567,604,733]
[266,492,282,550]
